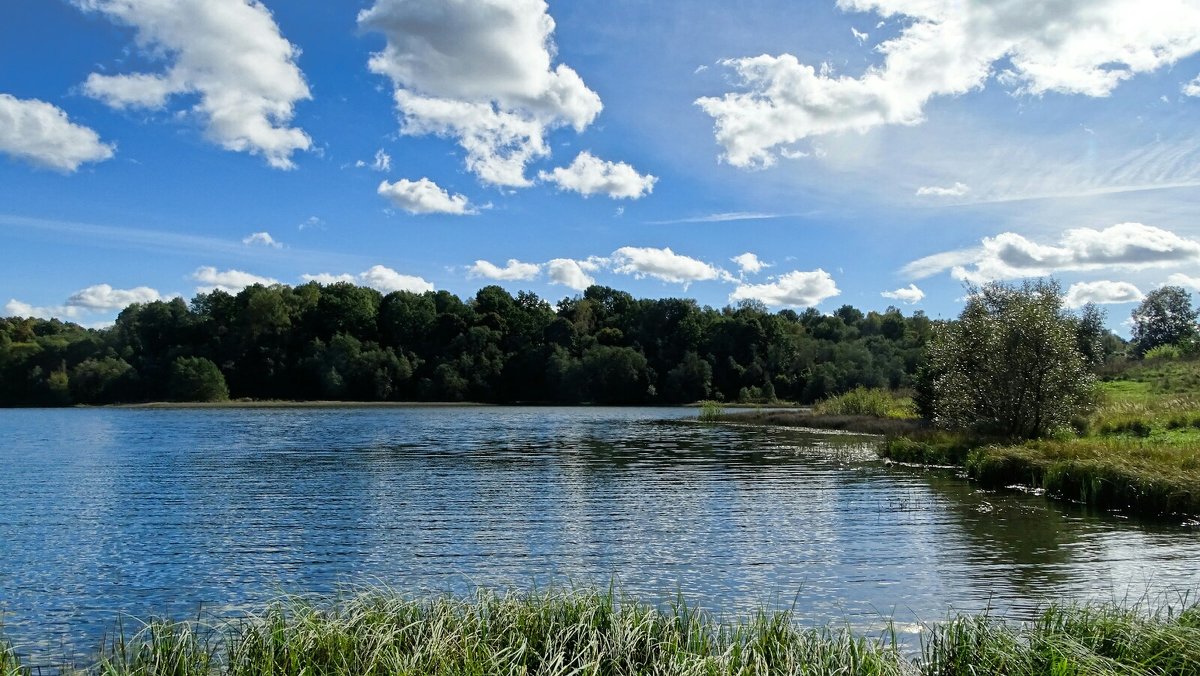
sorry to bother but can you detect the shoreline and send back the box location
[5,588,1197,674]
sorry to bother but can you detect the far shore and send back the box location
[107,400,499,409]
[83,400,809,410]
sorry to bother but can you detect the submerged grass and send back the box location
[6,590,1200,675]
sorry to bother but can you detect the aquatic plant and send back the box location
[698,400,723,422]
[6,590,1200,675]
[815,387,917,420]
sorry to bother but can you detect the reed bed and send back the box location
[5,590,1200,675]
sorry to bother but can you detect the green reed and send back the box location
[5,590,1199,675]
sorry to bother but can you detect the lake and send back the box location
[2,406,1198,663]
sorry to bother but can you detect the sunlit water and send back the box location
[2,406,1198,663]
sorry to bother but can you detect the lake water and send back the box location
[2,406,1198,663]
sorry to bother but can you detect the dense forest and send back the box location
[2,282,986,406]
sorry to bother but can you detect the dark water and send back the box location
[1,407,1198,661]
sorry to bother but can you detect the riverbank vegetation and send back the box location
[717,282,1200,518]
[3,589,1198,675]
[0,283,935,406]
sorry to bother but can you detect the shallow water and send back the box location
[1,406,1197,662]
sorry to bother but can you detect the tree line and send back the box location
[1,282,944,406]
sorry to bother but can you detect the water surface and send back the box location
[2,406,1197,662]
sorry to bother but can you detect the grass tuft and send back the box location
[815,387,918,420]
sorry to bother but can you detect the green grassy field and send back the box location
[4,590,1199,675]
[875,358,1200,517]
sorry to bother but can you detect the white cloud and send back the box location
[611,247,723,285]
[905,223,1200,283]
[4,299,72,320]
[468,258,541,281]
[242,231,282,248]
[378,178,475,215]
[78,0,312,169]
[361,265,434,293]
[538,152,657,199]
[916,182,970,197]
[696,0,1200,167]
[66,284,162,310]
[301,273,356,286]
[881,283,925,304]
[1166,273,1200,291]
[851,27,869,44]
[358,0,602,187]
[302,265,434,294]
[298,216,323,231]
[1064,280,1143,308]
[356,149,392,172]
[648,212,781,225]
[546,258,596,291]
[192,266,279,294]
[0,93,115,171]
[730,270,840,307]
[6,283,165,320]
[731,252,768,275]
[1185,75,1200,97]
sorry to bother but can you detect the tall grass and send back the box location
[698,400,723,422]
[0,640,21,676]
[5,591,1200,675]
[814,387,917,420]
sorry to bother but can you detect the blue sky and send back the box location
[3,0,1200,331]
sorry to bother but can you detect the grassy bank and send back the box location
[712,368,1200,517]
[877,360,1200,517]
[4,590,1199,675]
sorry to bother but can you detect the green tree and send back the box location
[663,351,713,403]
[70,357,137,404]
[921,280,1094,439]
[168,356,230,402]
[1131,286,1198,356]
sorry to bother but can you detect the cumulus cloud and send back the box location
[730,270,840,308]
[468,258,541,281]
[611,247,724,286]
[302,265,434,294]
[881,283,925,304]
[358,0,602,187]
[851,27,869,44]
[242,231,282,248]
[378,178,475,215]
[192,266,280,294]
[6,283,165,320]
[916,182,970,197]
[0,93,115,171]
[66,284,162,310]
[904,223,1200,283]
[538,152,657,199]
[4,299,60,320]
[1064,280,1143,308]
[300,273,356,286]
[696,0,1200,167]
[78,0,312,169]
[356,149,392,172]
[731,252,768,275]
[546,258,598,291]
[1185,75,1200,97]
[1166,273,1200,291]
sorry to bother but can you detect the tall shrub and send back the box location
[921,280,1094,439]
